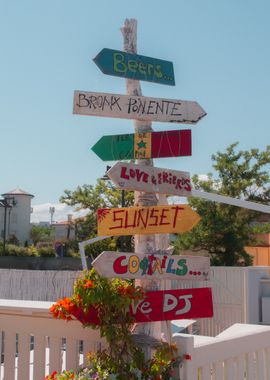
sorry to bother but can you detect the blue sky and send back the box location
[1,1,270,221]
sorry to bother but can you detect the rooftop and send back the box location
[2,187,34,198]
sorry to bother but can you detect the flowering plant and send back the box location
[48,269,181,379]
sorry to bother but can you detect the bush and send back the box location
[37,247,56,257]
[65,249,80,258]
[48,270,181,379]
[4,244,37,257]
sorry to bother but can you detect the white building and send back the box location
[51,215,75,241]
[0,188,34,245]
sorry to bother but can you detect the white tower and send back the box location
[0,188,34,245]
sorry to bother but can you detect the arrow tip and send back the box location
[93,49,107,73]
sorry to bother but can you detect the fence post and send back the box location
[173,333,195,380]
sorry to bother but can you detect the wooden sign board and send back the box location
[73,91,206,124]
[92,251,210,281]
[92,130,191,161]
[93,48,175,86]
[72,287,213,324]
[97,205,200,236]
[107,162,192,197]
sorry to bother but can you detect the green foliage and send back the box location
[1,244,38,257]
[48,270,181,379]
[37,247,56,257]
[251,223,270,234]
[174,143,270,266]
[60,179,135,256]
[30,224,53,246]
[60,179,134,211]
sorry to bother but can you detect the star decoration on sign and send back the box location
[137,140,147,149]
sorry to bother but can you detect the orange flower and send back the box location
[49,298,76,321]
[83,279,94,289]
[45,370,58,380]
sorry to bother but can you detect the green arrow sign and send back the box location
[92,133,134,161]
[93,48,175,86]
[91,130,192,161]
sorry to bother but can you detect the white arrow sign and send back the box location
[73,91,206,124]
[191,190,270,214]
[92,251,210,281]
[107,162,192,197]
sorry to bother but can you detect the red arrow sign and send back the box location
[71,287,213,324]
[132,288,213,323]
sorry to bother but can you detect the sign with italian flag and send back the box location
[92,129,191,161]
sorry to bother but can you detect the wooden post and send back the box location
[121,18,171,350]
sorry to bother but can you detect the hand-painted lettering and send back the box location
[109,210,124,230]
[172,206,184,228]
[109,253,206,279]
[112,53,167,83]
[175,295,193,315]
[113,256,128,274]
[176,259,188,276]
[160,208,170,226]
[113,53,126,73]
[129,255,140,274]
[163,293,192,315]
[77,93,122,111]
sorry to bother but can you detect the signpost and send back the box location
[73,287,213,324]
[92,251,210,281]
[107,162,192,196]
[73,19,211,350]
[93,48,175,85]
[91,129,191,161]
[97,205,200,236]
[73,91,206,124]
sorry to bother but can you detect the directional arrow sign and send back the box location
[92,129,191,161]
[73,91,206,124]
[107,162,192,197]
[72,287,213,324]
[97,205,200,236]
[92,251,210,281]
[93,48,175,86]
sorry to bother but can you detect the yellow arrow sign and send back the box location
[97,205,200,236]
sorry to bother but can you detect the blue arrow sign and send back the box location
[93,48,175,86]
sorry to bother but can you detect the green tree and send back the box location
[60,179,134,257]
[174,142,270,266]
[30,225,53,246]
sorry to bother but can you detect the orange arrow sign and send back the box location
[97,205,200,236]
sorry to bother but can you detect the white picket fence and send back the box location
[173,323,270,380]
[0,300,103,380]
[1,299,270,379]
[0,267,270,379]
[173,266,270,336]
[1,300,270,380]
